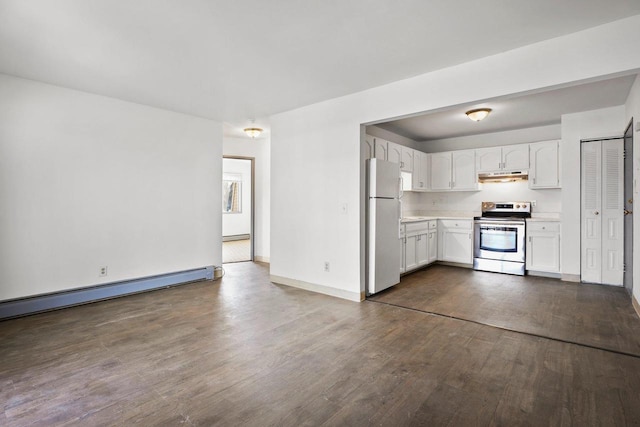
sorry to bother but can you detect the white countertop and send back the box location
[401,216,438,223]
[401,215,474,223]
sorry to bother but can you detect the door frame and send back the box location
[222,156,255,262]
[623,119,634,294]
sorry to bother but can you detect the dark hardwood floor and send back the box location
[1,262,640,425]
[371,264,640,357]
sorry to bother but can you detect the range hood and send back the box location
[478,170,528,183]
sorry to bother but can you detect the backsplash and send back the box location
[402,181,561,216]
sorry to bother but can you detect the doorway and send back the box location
[222,157,254,263]
[624,120,634,294]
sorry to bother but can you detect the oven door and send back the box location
[474,220,525,263]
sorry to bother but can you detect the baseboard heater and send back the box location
[0,266,214,321]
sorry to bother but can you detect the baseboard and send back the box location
[437,261,473,269]
[223,234,250,242]
[270,275,361,302]
[561,274,581,282]
[527,270,562,279]
[254,256,270,264]
[0,266,214,320]
[632,294,640,319]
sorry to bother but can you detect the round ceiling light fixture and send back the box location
[243,127,263,138]
[465,108,492,122]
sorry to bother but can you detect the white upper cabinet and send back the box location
[430,150,477,191]
[412,150,429,191]
[529,140,561,189]
[476,144,529,172]
[452,150,477,191]
[387,141,402,164]
[475,147,502,172]
[374,139,413,172]
[401,146,414,172]
[374,138,388,160]
[364,135,375,160]
[429,152,452,191]
[502,144,529,170]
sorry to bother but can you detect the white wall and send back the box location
[222,158,252,237]
[560,106,626,279]
[270,16,640,300]
[0,74,222,301]
[365,125,420,150]
[624,74,640,304]
[222,136,270,262]
[419,124,561,153]
[403,182,561,216]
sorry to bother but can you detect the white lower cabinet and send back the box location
[526,221,561,273]
[416,233,429,266]
[402,220,437,273]
[427,229,438,264]
[400,226,406,274]
[438,219,473,264]
[405,234,418,271]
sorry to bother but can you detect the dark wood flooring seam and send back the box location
[366,299,640,360]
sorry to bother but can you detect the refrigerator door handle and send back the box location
[398,200,402,239]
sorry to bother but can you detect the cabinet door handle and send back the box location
[468,233,471,239]
[400,161,404,168]
[528,236,532,242]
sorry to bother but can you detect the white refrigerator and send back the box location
[367,158,401,295]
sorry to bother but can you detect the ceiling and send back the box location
[375,74,638,141]
[1,1,640,135]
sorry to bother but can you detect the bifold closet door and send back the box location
[581,139,624,286]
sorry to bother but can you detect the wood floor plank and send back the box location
[371,264,640,356]
[2,262,640,426]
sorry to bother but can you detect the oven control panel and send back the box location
[481,201,531,214]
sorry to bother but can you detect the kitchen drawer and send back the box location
[438,219,472,230]
[527,222,560,233]
[405,221,430,236]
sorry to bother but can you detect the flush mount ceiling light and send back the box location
[243,127,263,138]
[465,108,492,122]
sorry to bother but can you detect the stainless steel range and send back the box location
[473,202,531,276]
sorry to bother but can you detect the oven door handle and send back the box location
[475,220,525,227]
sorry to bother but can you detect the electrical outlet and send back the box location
[324,262,330,272]
[99,266,108,277]
[531,200,537,207]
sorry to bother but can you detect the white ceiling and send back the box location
[375,74,638,141]
[1,0,640,134]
